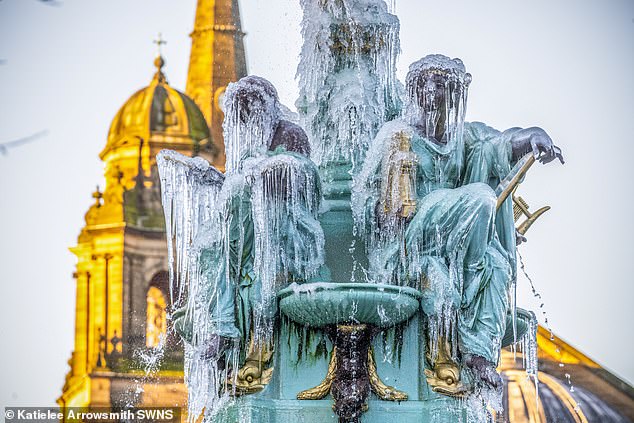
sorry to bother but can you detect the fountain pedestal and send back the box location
[279,282,420,422]
[208,160,532,423]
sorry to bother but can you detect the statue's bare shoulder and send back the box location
[270,120,311,156]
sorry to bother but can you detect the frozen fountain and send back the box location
[157,0,563,422]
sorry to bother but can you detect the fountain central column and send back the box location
[330,324,375,423]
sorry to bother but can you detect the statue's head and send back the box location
[226,75,280,124]
[405,54,471,143]
[223,75,282,173]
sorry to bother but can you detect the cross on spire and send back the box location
[153,33,167,56]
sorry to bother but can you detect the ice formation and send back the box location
[243,152,325,345]
[350,53,543,419]
[352,54,472,266]
[223,76,281,174]
[403,54,471,180]
[296,0,402,172]
[351,119,416,248]
[157,150,237,420]
[156,150,225,305]
[157,78,325,420]
[521,311,539,397]
[154,1,550,421]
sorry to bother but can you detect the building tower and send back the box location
[186,0,247,169]
[58,0,247,409]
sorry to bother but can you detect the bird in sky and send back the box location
[0,130,48,156]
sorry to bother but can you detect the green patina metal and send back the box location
[158,1,563,420]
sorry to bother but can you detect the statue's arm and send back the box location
[509,127,564,165]
[157,149,230,347]
[269,120,311,156]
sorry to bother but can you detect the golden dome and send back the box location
[497,326,634,422]
[102,55,211,159]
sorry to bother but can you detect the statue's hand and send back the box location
[512,127,564,165]
[530,129,564,164]
[516,229,527,246]
[465,354,503,390]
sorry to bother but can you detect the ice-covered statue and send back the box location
[157,75,324,420]
[156,0,564,420]
[353,54,564,393]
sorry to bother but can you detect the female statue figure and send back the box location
[158,75,324,418]
[354,54,563,389]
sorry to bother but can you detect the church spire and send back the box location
[185,0,248,169]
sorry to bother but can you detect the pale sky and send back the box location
[0,0,632,408]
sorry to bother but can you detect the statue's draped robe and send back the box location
[172,191,250,343]
[369,121,519,363]
[173,151,323,353]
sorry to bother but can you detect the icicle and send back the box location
[157,150,243,421]
[520,311,539,401]
[403,54,470,183]
[351,120,416,265]
[223,76,281,175]
[244,153,325,346]
[516,251,545,404]
[157,150,225,307]
[510,276,517,359]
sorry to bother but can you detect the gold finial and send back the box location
[152,33,167,83]
[92,186,103,207]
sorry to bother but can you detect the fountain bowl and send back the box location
[278,282,421,328]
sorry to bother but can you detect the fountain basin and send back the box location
[278,282,421,328]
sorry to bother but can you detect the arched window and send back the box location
[146,286,167,348]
